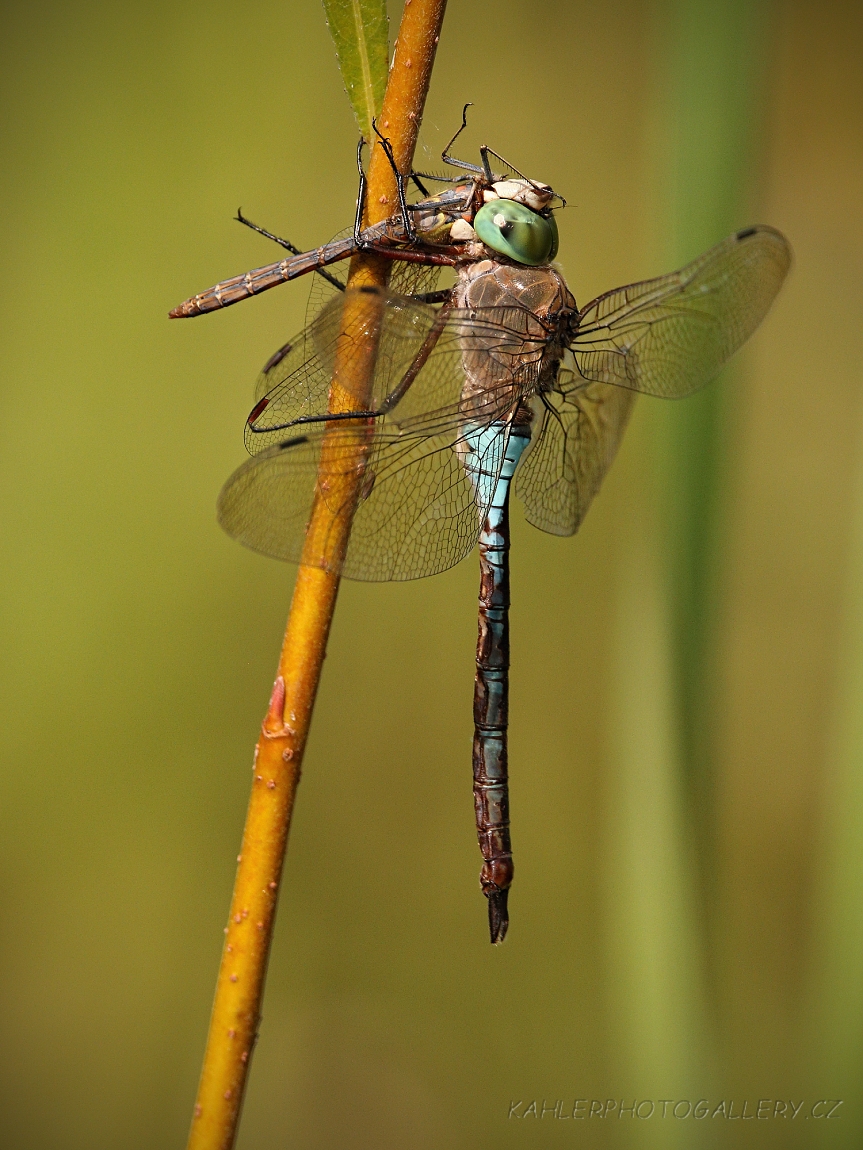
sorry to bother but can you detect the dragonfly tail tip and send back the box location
[487,889,509,944]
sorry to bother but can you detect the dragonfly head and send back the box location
[463,176,564,266]
[473,188,560,267]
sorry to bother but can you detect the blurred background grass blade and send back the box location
[652,0,772,835]
[654,0,773,988]
[322,0,389,141]
[604,468,708,1148]
[601,0,773,1134]
[810,409,863,1148]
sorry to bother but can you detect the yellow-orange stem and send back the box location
[186,3,447,1148]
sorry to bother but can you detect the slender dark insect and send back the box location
[171,107,791,943]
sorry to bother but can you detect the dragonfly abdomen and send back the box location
[465,424,531,943]
[169,199,466,319]
[169,237,358,317]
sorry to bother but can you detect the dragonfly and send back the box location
[170,112,791,943]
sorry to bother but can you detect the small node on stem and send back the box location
[263,676,287,735]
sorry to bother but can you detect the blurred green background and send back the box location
[1,0,862,1147]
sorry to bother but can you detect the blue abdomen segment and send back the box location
[462,422,530,943]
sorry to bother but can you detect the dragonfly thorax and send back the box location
[454,258,575,320]
[453,260,577,421]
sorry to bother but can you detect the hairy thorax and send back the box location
[453,259,577,424]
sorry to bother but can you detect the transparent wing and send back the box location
[247,288,551,452]
[218,417,511,582]
[299,240,441,321]
[247,289,442,444]
[515,364,636,536]
[571,226,791,398]
[249,289,450,465]
[220,295,550,580]
[251,237,441,405]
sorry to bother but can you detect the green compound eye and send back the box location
[474,199,557,266]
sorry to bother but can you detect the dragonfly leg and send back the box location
[360,244,459,268]
[478,145,527,186]
[408,288,451,304]
[353,138,368,246]
[441,103,485,177]
[371,122,417,243]
[410,168,468,186]
[409,171,430,197]
[235,209,302,255]
[235,210,345,292]
[355,130,422,244]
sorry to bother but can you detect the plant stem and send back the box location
[185,4,447,1148]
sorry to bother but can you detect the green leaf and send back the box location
[322,0,389,141]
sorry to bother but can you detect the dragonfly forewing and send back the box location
[570,225,791,398]
[245,287,557,448]
[245,287,446,455]
[251,257,443,407]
